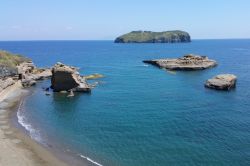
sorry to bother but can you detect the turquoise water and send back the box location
[1,40,250,166]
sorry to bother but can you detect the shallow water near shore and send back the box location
[1,40,250,166]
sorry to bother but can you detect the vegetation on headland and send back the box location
[0,50,30,68]
[114,30,191,43]
[0,50,30,77]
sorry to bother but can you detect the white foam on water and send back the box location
[79,154,103,166]
[135,64,149,67]
[17,100,43,143]
[16,94,103,166]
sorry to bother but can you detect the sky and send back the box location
[0,0,250,40]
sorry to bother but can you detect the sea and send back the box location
[0,39,250,166]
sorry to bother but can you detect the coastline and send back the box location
[0,81,70,166]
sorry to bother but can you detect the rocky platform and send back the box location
[143,54,217,70]
[205,74,237,90]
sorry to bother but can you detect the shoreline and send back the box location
[0,81,70,166]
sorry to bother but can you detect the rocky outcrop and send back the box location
[0,51,95,95]
[51,62,91,92]
[0,66,17,78]
[0,50,52,89]
[0,78,15,92]
[143,54,217,70]
[17,62,52,87]
[31,68,53,81]
[0,50,30,78]
[205,74,237,90]
[115,30,191,43]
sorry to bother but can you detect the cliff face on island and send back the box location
[115,30,191,43]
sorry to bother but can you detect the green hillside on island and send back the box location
[0,50,30,77]
[115,30,191,43]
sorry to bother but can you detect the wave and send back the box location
[17,99,44,144]
[17,99,103,166]
[135,64,149,67]
[79,154,103,166]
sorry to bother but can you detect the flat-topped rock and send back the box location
[143,54,217,70]
[51,62,91,92]
[205,74,237,90]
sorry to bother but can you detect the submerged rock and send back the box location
[67,90,74,97]
[83,73,104,80]
[21,78,36,87]
[205,74,237,90]
[51,62,91,92]
[45,92,51,96]
[143,54,217,70]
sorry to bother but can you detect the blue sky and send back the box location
[1,0,250,40]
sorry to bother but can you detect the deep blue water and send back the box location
[1,40,250,166]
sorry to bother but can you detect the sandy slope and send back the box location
[0,81,68,166]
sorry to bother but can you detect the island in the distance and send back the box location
[114,30,191,43]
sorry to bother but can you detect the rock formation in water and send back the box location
[115,30,191,43]
[83,73,104,80]
[0,51,99,95]
[143,54,217,70]
[51,62,91,92]
[205,74,237,90]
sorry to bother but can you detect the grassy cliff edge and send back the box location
[0,50,30,77]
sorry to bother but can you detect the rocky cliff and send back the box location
[115,30,191,43]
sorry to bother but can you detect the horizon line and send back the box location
[0,38,250,42]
